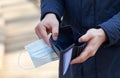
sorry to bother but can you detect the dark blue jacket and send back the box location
[41,0,120,78]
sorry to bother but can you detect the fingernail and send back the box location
[48,43,51,47]
[70,61,74,64]
[78,38,82,42]
[53,33,58,40]
[53,36,57,40]
[70,60,76,64]
[47,40,51,47]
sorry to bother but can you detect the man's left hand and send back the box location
[71,28,107,64]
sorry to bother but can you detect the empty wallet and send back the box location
[49,25,87,76]
[49,36,87,76]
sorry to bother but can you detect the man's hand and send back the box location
[71,28,107,64]
[35,13,59,46]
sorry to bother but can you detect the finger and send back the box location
[52,25,59,40]
[79,32,92,42]
[35,26,42,39]
[71,51,90,64]
[71,44,91,64]
[38,25,50,46]
[71,39,97,64]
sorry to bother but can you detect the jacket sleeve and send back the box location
[98,12,120,46]
[40,0,64,21]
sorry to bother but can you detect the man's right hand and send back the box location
[35,13,59,46]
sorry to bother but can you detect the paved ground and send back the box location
[0,0,59,78]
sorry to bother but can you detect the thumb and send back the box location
[79,32,92,42]
[52,25,59,40]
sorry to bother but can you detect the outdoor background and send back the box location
[0,0,59,78]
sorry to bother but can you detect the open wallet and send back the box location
[50,36,87,76]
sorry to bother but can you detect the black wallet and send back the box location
[50,36,87,59]
[49,25,87,76]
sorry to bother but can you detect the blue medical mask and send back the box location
[25,39,59,68]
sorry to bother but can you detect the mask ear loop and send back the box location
[18,50,35,70]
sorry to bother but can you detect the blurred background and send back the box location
[0,0,59,78]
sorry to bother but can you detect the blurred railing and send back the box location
[0,0,40,70]
[0,9,5,69]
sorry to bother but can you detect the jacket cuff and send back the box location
[41,8,62,22]
[98,21,119,47]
